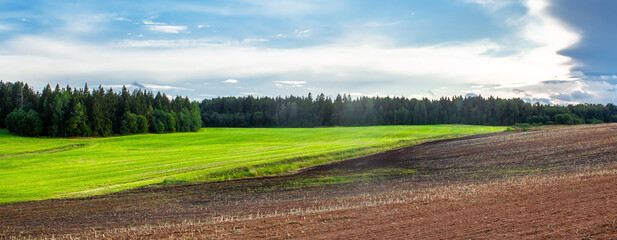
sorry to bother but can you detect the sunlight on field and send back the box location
[0,125,505,203]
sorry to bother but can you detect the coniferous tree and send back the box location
[65,102,91,137]
[2,82,201,137]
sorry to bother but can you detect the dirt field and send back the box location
[2,124,617,239]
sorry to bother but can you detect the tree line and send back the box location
[0,81,201,137]
[3,81,617,137]
[200,93,617,127]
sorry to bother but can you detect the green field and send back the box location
[0,125,505,203]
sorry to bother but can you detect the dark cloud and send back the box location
[522,98,552,105]
[552,93,571,102]
[549,0,617,75]
[131,81,145,89]
[551,91,593,102]
[465,93,478,98]
[512,89,525,94]
[542,80,570,85]
[570,91,593,100]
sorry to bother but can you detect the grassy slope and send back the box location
[0,125,505,203]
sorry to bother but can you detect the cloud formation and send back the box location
[143,20,187,33]
[0,0,612,104]
[0,2,583,102]
[548,0,617,75]
[0,24,12,31]
[113,17,131,22]
[222,79,239,84]
[275,81,306,88]
[104,82,192,92]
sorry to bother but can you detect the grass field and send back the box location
[0,125,505,203]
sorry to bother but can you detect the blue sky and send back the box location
[0,0,615,104]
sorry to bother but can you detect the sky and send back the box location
[0,0,615,104]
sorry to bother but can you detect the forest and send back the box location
[0,81,201,137]
[2,81,617,137]
[200,93,617,127]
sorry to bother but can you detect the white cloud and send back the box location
[464,0,491,4]
[0,0,587,102]
[0,24,11,31]
[178,0,341,17]
[342,92,382,98]
[197,24,210,28]
[275,81,306,88]
[242,38,269,43]
[118,39,198,48]
[364,21,406,27]
[147,25,188,34]
[500,78,617,105]
[59,14,110,33]
[102,83,191,92]
[463,0,517,11]
[113,17,131,22]
[222,79,239,84]
[523,0,579,51]
[600,75,617,80]
[464,0,497,5]
[143,19,187,34]
[141,83,192,91]
[295,29,311,36]
[0,30,577,98]
[142,20,161,25]
[243,0,318,16]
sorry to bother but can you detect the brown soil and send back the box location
[2,124,617,239]
[202,170,617,240]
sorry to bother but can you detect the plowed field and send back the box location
[2,124,617,239]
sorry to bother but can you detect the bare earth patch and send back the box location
[2,124,617,239]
